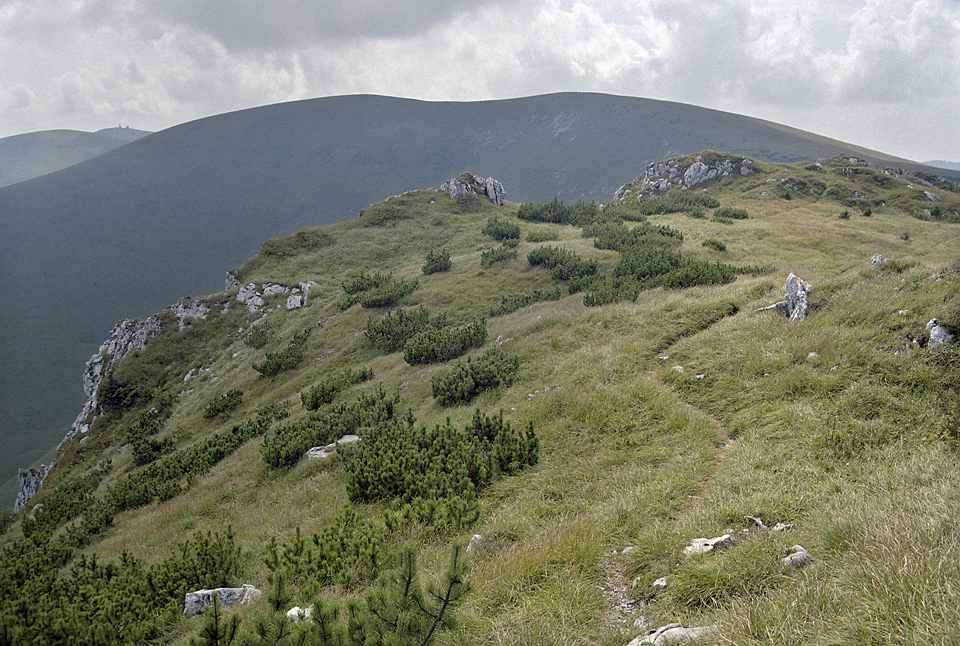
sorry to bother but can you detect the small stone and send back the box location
[781,545,812,569]
[871,254,888,267]
[466,534,483,552]
[807,352,819,359]
[286,605,313,622]
[672,366,684,374]
[621,546,636,556]
[183,585,262,615]
[771,522,794,532]
[651,577,669,590]
[683,534,733,556]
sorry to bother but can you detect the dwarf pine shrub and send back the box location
[422,248,452,274]
[301,367,374,411]
[482,217,521,241]
[403,318,487,365]
[431,348,520,406]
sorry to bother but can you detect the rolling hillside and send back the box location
[1,92,957,506]
[1,153,957,645]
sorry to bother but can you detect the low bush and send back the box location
[714,206,749,219]
[481,246,518,267]
[632,193,720,215]
[482,217,520,241]
[203,389,243,419]
[366,306,448,353]
[403,318,487,365]
[422,249,452,275]
[301,367,375,411]
[252,329,311,377]
[518,198,600,225]
[702,238,727,252]
[528,246,599,281]
[431,348,520,406]
[488,288,563,317]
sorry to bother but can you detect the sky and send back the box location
[1,0,958,162]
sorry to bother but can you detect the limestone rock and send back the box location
[781,545,812,569]
[757,273,812,321]
[651,577,669,591]
[286,294,304,311]
[237,283,264,313]
[927,318,954,349]
[14,463,53,513]
[467,534,483,552]
[171,297,209,330]
[871,254,888,267]
[225,271,240,290]
[183,584,262,615]
[440,174,506,205]
[615,154,753,199]
[305,434,361,461]
[628,623,721,645]
[262,283,289,297]
[286,605,313,622]
[683,534,733,556]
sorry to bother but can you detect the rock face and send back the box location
[183,584,262,615]
[615,154,753,199]
[14,463,53,513]
[628,623,720,645]
[757,273,812,321]
[171,297,209,330]
[439,173,506,206]
[237,283,265,312]
[225,271,241,290]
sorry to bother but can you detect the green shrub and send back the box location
[714,206,749,219]
[488,288,563,317]
[431,348,521,406]
[362,205,409,227]
[204,389,243,419]
[358,277,419,308]
[584,222,683,252]
[243,326,273,349]
[128,394,176,465]
[480,246,518,267]
[366,306,448,353]
[518,198,600,225]
[342,271,391,295]
[632,193,720,215]
[252,329,311,377]
[702,238,727,252]
[528,246,599,281]
[403,318,487,365]
[301,367,374,411]
[422,249,452,275]
[482,217,521,241]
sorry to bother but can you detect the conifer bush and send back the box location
[366,306,448,353]
[252,329,311,377]
[403,318,487,365]
[488,288,563,317]
[480,246,518,267]
[301,367,375,411]
[527,246,599,281]
[518,197,600,225]
[482,217,521,241]
[421,248,452,275]
[431,348,520,406]
[204,389,243,418]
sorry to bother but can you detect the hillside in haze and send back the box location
[1,154,957,644]
[0,127,151,188]
[2,92,957,503]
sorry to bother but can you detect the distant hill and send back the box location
[0,128,151,188]
[0,92,955,502]
[925,160,960,171]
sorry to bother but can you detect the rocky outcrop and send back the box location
[757,273,812,321]
[225,271,241,290]
[615,154,753,199]
[440,173,506,206]
[171,297,209,330]
[237,283,265,312]
[183,584,262,615]
[14,463,53,513]
[286,281,318,311]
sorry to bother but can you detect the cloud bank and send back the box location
[1,0,958,161]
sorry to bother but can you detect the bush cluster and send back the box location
[714,206,749,220]
[632,193,720,214]
[128,394,176,465]
[431,348,520,406]
[421,248,452,275]
[482,217,521,241]
[346,409,538,506]
[252,328,311,377]
[488,288,563,317]
[301,367,375,411]
[403,318,487,365]
[528,246,599,281]
[339,271,419,309]
[262,389,399,469]
[480,246,518,267]
[203,389,243,419]
[243,325,273,349]
[517,198,600,225]
[362,205,409,227]
[365,306,448,353]
[584,222,683,253]
[702,238,727,252]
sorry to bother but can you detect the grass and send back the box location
[4,156,960,645]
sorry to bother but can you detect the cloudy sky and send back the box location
[1,0,958,162]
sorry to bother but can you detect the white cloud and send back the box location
[1,0,959,160]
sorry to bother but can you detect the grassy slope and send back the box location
[4,155,960,645]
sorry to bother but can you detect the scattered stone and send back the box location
[781,545,813,569]
[621,546,636,556]
[628,623,721,645]
[225,271,240,290]
[467,534,483,553]
[695,374,705,380]
[651,577,669,591]
[672,366,685,374]
[871,254,888,267]
[286,605,313,622]
[286,294,304,310]
[771,522,794,532]
[927,318,954,349]
[807,352,819,359]
[262,283,289,297]
[757,273,812,321]
[183,584,262,615]
[683,534,733,556]
[237,283,265,313]
[924,191,939,202]
[634,616,651,631]
[171,297,209,330]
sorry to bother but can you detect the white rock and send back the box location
[871,254,888,267]
[683,534,733,556]
[467,534,483,552]
[781,545,812,569]
[927,318,954,349]
[286,294,304,311]
[286,605,313,622]
[262,283,289,296]
[629,623,721,645]
[183,584,262,615]
[651,577,669,590]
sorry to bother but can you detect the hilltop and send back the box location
[3,92,959,504]
[2,154,958,645]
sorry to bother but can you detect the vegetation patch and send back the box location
[301,367,375,411]
[431,348,521,406]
